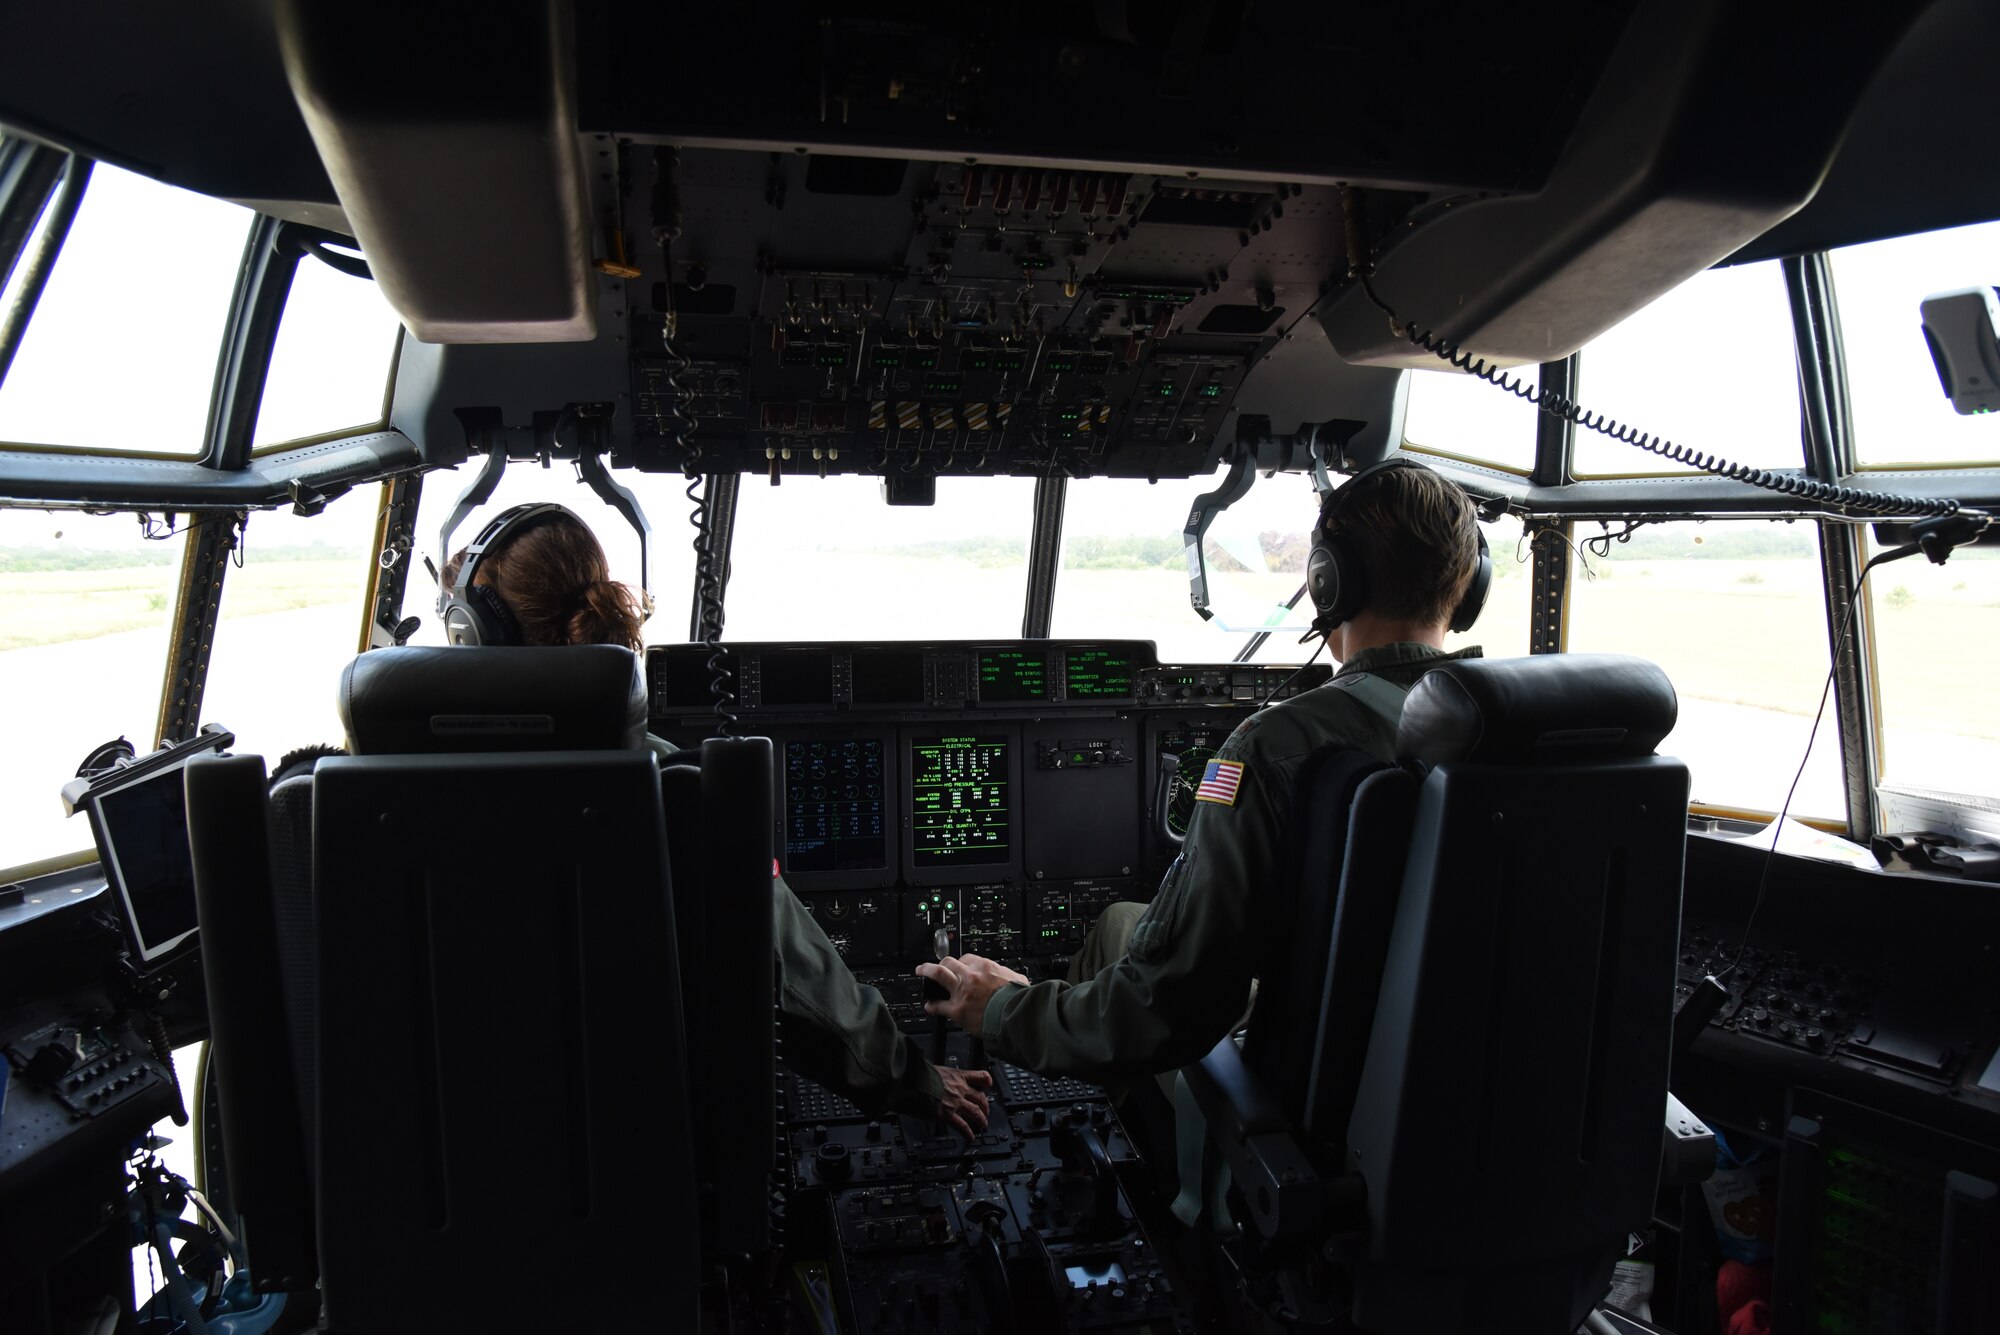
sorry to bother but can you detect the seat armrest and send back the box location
[1661,1092,1715,1187]
[1189,1035,1289,1134]
[1184,1039,1362,1243]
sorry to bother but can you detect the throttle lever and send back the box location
[1052,1117,1125,1238]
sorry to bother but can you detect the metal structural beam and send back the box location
[1788,253,1880,839]
[361,475,423,650]
[156,512,242,746]
[1022,474,1067,639]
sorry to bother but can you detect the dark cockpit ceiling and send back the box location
[0,0,1995,497]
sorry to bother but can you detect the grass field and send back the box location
[0,559,364,651]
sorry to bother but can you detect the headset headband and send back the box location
[439,502,576,646]
[1308,456,1491,635]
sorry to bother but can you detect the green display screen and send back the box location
[1064,648,1134,698]
[910,736,1010,867]
[978,649,1047,702]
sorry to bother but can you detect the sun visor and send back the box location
[1318,0,1933,369]
[274,0,594,343]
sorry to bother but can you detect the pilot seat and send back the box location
[1181,652,1696,1333]
[185,645,776,1332]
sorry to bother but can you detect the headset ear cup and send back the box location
[1308,528,1365,630]
[467,584,523,646]
[1449,526,1492,634]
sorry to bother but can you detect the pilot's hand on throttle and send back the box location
[915,953,1031,1036]
[934,1066,994,1140]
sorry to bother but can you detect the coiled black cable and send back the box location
[683,464,739,736]
[1361,276,1962,519]
[657,232,738,736]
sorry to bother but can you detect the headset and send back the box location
[1305,457,1492,634]
[437,502,578,646]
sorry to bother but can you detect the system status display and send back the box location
[785,739,888,873]
[911,736,1010,868]
[977,649,1047,703]
[1063,647,1135,699]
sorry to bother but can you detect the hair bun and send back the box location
[565,579,645,652]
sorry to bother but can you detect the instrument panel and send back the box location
[650,639,1328,969]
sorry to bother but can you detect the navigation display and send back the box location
[910,735,1011,868]
[760,651,835,707]
[785,738,888,873]
[977,649,1047,703]
[1064,647,1135,699]
[851,649,926,706]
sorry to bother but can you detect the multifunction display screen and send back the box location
[910,735,1011,868]
[851,650,925,706]
[760,652,835,707]
[977,649,1047,702]
[785,738,888,872]
[1063,647,1135,699]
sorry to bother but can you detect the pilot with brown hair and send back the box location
[443,505,994,1137]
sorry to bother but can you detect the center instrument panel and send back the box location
[652,639,1320,1333]
[650,639,1327,983]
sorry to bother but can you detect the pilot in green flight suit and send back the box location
[444,508,990,1137]
[918,460,1488,1088]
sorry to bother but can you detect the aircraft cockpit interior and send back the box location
[2,2,1998,1332]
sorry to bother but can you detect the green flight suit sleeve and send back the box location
[772,878,945,1115]
[982,724,1281,1080]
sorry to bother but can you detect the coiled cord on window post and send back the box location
[1358,275,1962,519]
[657,235,738,736]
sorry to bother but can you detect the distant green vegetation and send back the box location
[1064,535,1184,571]
[854,530,1314,573]
[0,544,366,573]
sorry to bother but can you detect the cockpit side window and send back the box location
[250,250,403,451]
[1404,362,1540,476]
[0,509,187,873]
[0,163,250,456]
[200,493,383,761]
[1830,219,2000,470]
[1563,518,1845,820]
[1865,533,2000,804]
[1569,259,1804,479]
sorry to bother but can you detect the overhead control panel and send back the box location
[619,149,1348,482]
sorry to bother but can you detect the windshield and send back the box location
[1055,471,1317,661]
[725,474,1037,641]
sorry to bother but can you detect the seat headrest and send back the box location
[339,646,648,755]
[1397,653,1676,767]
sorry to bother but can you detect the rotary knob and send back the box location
[814,1141,852,1183]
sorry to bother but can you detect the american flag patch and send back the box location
[1195,759,1245,807]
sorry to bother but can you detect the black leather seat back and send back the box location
[1302,765,1420,1147]
[1342,654,1688,1333]
[1240,748,1393,1129]
[313,749,698,1333]
[185,754,317,1295]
